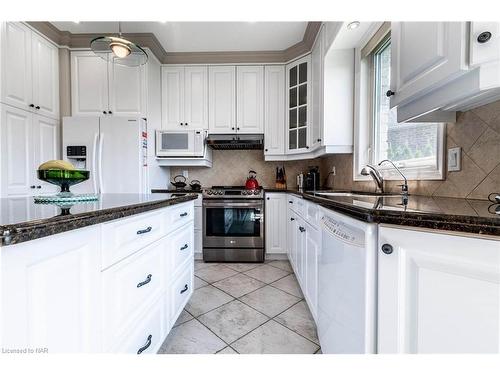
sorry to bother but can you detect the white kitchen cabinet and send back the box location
[209,66,236,134]
[108,62,146,117]
[1,226,102,353]
[0,22,33,111]
[0,104,59,197]
[286,55,311,154]
[390,22,468,109]
[310,25,324,151]
[265,193,287,254]
[287,198,297,267]
[161,66,208,130]
[31,31,59,119]
[0,22,59,120]
[378,226,500,353]
[264,65,285,155]
[71,51,146,117]
[236,66,264,134]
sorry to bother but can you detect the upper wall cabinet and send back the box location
[71,51,146,117]
[264,65,285,156]
[286,55,311,154]
[0,22,59,120]
[208,66,236,134]
[161,66,208,130]
[310,24,324,151]
[390,22,500,122]
[236,66,264,134]
[208,65,264,134]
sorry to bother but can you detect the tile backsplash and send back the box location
[170,150,322,188]
[171,100,500,200]
[320,100,500,200]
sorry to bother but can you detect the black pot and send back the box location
[170,175,187,189]
[189,179,201,191]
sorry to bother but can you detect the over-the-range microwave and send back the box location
[156,129,206,157]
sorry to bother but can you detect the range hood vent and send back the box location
[206,134,264,150]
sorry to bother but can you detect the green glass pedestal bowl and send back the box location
[37,169,90,194]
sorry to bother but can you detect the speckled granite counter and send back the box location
[0,193,198,246]
[264,189,500,237]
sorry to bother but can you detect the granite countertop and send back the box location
[264,189,500,237]
[151,188,203,194]
[0,193,198,246]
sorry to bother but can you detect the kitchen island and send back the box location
[1,193,197,353]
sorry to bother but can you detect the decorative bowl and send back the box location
[37,169,90,194]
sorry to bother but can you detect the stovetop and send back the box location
[202,186,263,199]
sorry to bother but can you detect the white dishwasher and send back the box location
[318,206,377,353]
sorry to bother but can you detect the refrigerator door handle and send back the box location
[92,132,99,194]
[98,132,104,194]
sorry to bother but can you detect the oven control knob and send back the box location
[217,190,223,195]
[207,190,212,195]
[242,190,248,195]
[253,190,259,195]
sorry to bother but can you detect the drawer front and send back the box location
[194,207,202,230]
[113,299,163,354]
[171,224,194,274]
[168,202,194,232]
[101,209,167,269]
[170,263,193,327]
[102,239,165,349]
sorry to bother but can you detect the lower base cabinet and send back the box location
[0,202,195,353]
[378,226,500,353]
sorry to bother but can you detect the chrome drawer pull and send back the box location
[180,284,189,294]
[180,244,189,251]
[299,226,306,233]
[137,334,152,354]
[137,226,152,235]
[180,212,188,217]
[137,274,152,288]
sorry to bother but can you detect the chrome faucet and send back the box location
[361,164,384,193]
[378,159,409,195]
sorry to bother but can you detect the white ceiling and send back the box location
[51,22,308,52]
[329,22,378,50]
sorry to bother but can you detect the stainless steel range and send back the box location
[202,186,264,262]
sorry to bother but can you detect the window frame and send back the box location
[353,29,446,182]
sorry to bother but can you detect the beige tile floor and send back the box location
[158,260,321,354]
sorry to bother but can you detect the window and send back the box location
[354,31,445,181]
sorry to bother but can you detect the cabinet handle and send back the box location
[103,111,107,114]
[266,197,270,200]
[35,105,40,110]
[30,185,36,189]
[108,110,112,114]
[317,138,321,142]
[180,212,188,217]
[231,127,235,130]
[29,104,35,108]
[180,243,189,251]
[299,226,305,233]
[137,334,152,354]
[180,122,184,126]
[185,122,188,126]
[477,31,492,43]
[289,200,293,204]
[180,284,189,294]
[306,146,310,149]
[265,148,268,152]
[136,226,152,235]
[386,90,395,97]
[381,243,393,255]
[290,217,295,221]
[36,185,41,189]
[137,274,152,288]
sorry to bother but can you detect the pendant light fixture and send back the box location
[90,22,148,67]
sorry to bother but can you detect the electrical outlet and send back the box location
[331,166,336,176]
[447,147,461,172]
[182,170,189,178]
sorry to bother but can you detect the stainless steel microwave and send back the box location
[156,129,206,157]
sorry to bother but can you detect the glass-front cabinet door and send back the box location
[286,55,311,154]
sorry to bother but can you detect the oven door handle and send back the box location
[203,201,263,208]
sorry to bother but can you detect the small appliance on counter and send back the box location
[304,166,320,191]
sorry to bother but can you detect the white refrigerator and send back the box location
[62,117,148,194]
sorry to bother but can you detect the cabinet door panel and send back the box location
[161,66,184,129]
[1,226,102,353]
[33,115,59,194]
[264,66,285,155]
[378,226,500,353]
[184,66,208,129]
[31,33,59,119]
[109,63,146,117]
[0,104,33,196]
[208,66,235,134]
[390,22,468,107]
[265,193,287,254]
[237,66,264,133]
[0,22,32,110]
[70,52,109,116]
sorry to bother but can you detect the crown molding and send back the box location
[27,21,322,64]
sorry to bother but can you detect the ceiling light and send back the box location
[347,21,360,30]
[90,21,148,67]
